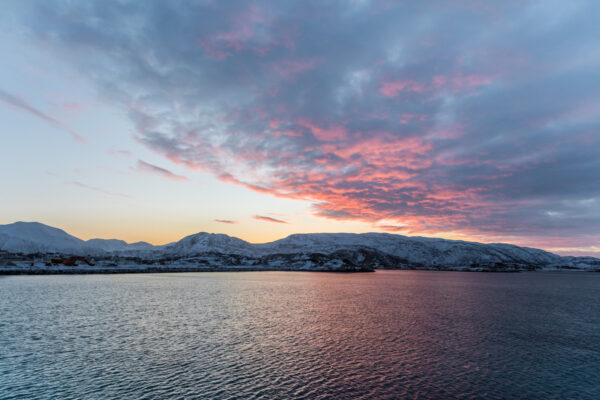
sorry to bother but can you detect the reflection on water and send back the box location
[1,271,599,399]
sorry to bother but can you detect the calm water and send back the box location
[1,271,599,399]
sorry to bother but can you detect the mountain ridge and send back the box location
[0,221,598,272]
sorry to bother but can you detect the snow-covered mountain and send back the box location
[258,233,561,266]
[162,232,255,256]
[0,221,598,271]
[85,238,154,252]
[0,222,153,255]
[0,222,85,254]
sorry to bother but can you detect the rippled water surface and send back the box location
[1,271,599,399]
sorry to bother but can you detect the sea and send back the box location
[1,270,599,399]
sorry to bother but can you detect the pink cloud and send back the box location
[379,80,425,97]
[269,118,281,128]
[273,58,316,81]
[214,219,238,224]
[0,89,85,143]
[379,74,494,99]
[297,119,347,141]
[377,225,407,232]
[253,215,288,224]
[197,3,278,60]
[135,160,190,182]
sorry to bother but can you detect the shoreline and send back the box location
[0,266,376,275]
[1,267,595,275]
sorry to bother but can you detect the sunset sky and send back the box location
[1,1,599,256]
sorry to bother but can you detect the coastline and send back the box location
[2,266,596,275]
[0,265,376,275]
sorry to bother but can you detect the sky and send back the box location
[0,0,599,256]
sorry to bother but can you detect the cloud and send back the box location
[67,181,130,198]
[134,160,190,182]
[253,215,288,224]
[214,219,238,224]
[10,0,600,250]
[0,89,85,143]
[377,225,406,232]
[108,148,132,159]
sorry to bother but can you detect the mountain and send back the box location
[162,232,255,256]
[0,222,152,255]
[0,221,598,271]
[259,233,560,266]
[85,238,154,252]
[0,222,85,254]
